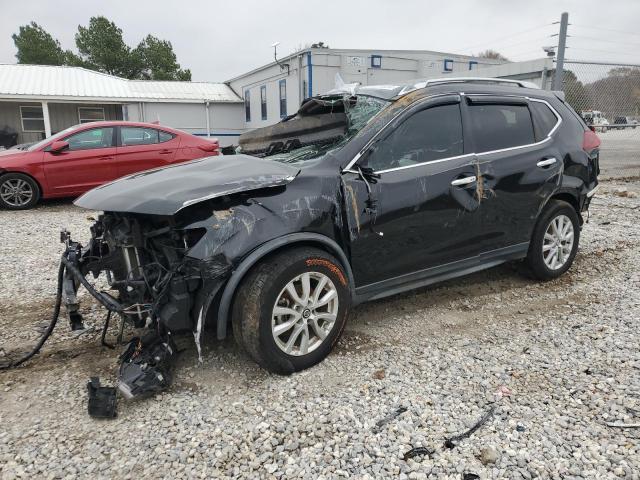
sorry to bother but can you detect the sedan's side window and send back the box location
[121,127,160,146]
[64,127,114,151]
[468,103,535,153]
[362,103,464,172]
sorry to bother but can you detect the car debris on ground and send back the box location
[86,377,117,419]
[403,446,435,461]
[444,405,496,449]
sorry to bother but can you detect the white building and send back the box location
[0,64,244,146]
[226,47,555,129]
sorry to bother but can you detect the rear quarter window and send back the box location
[469,104,535,153]
[530,101,559,140]
[159,131,175,143]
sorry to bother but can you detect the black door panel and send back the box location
[345,155,484,287]
[465,98,562,251]
[476,146,562,249]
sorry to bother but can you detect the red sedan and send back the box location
[0,121,219,209]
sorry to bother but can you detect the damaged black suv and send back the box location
[63,78,600,376]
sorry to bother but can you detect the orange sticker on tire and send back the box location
[306,258,348,287]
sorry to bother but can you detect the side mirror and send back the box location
[49,140,69,153]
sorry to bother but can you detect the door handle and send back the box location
[159,149,173,154]
[99,156,115,161]
[451,175,477,186]
[537,157,557,167]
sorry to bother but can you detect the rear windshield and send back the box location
[262,95,388,164]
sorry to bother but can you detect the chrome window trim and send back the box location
[372,153,475,174]
[343,94,562,175]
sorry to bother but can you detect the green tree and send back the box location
[12,22,65,65]
[586,67,640,116]
[12,17,192,81]
[74,16,143,78]
[135,35,191,81]
[562,70,590,113]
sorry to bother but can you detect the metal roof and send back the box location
[0,64,242,103]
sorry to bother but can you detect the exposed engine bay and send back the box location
[60,213,207,400]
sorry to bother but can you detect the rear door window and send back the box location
[120,127,160,146]
[468,103,535,153]
[363,103,464,171]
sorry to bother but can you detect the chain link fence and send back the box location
[559,60,640,179]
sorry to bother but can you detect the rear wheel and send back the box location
[526,200,580,280]
[0,173,40,210]
[232,247,351,374]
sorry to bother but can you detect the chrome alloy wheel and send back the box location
[543,214,574,270]
[0,178,34,207]
[271,272,339,356]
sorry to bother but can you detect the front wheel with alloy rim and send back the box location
[232,247,350,374]
[0,173,40,210]
[526,200,580,280]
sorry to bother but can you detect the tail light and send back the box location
[583,129,601,177]
[582,129,600,153]
[198,140,219,155]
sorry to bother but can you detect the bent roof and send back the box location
[0,64,242,103]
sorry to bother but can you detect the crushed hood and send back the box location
[74,155,300,215]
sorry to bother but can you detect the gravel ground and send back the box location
[0,181,639,480]
[598,129,640,179]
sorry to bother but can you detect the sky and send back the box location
[0,0,638,82]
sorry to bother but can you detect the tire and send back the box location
[232,247,351,374]
[526,200,580,281]
[0,173,40,210]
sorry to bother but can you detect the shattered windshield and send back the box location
[255,95,388,164]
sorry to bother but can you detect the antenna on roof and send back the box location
[271,41,290,76]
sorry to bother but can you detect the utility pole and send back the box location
[553,12,569,91]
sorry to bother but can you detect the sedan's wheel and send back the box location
[526,200,580,280]
[232,247,350,374]
[0,173,40,210]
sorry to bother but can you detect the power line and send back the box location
[508,49,547,59]
[570,23,640,39]
[489,36,552,51]
[566,46,640,57]
[457,23,553,52]
[568,35,640,48]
